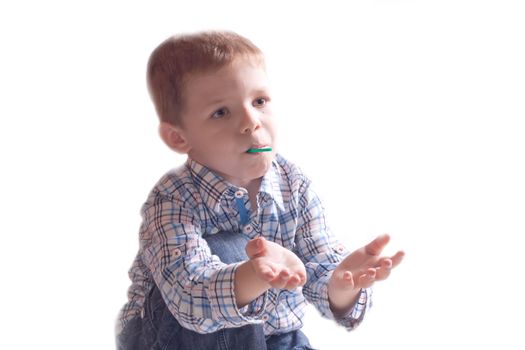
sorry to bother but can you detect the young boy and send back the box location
[116,31,404,350]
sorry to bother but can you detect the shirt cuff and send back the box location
[207,263,266,327]
[239,291,268,318]
[336,288,372,330]
[310,271,372,330]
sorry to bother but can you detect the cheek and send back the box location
[265,110,277,132]
[204,133,237,153]
[266,120,278,140]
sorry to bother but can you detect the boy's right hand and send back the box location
[245,237,307,290]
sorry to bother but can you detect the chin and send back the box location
[255,161,272,178]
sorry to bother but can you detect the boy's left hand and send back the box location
[328,234,404,317]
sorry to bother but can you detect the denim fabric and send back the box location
[117,231,315,350]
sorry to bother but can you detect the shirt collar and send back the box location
[186,156,285,212]
[186,157,230,212]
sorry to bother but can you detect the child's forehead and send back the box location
[185,57,265,81]
[183,58,268,92]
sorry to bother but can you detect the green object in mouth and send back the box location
[247,147,272,153]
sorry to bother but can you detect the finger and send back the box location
[245,237,266,258]
[270,269,292,289]
[330,270,355,291]
[374,265,392,281]
[341,270,355,290]
[298,272,307,286]
[260,265,277,281]
[295,272,306,286]
[357,272,375,289]
[279,269,291,280]
[390,251,405,268]
[289,274,301,285]
[380,258,393,269]
[365,234,390,256]
[284,275,301,290]
[372,257,392,269]
[270,279,287,289]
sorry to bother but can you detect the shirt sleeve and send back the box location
[293,178,372,331]
[140,193,267,334]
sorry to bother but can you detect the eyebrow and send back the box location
[204,87,271,109]
[252,88,271,96]
[205,98,227,109]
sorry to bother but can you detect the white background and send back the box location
[1,0,524,349]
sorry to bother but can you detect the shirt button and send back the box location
[243,225,253,234]
[234,190,245,198]
[262,314,269,321]
[210,227,219,234]
[335,244,346,254]
[172,249,182,259]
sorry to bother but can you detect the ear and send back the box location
[159,122,191,154]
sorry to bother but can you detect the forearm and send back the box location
[234,260,271,308]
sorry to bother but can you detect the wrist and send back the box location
[234,260,271,308]
[328,283,361,318]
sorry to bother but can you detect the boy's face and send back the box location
[172,59,277,188]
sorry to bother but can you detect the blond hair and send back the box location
[147,31,264,125]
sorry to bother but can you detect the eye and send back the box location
[211,107,229,119]
[253,97,269,107]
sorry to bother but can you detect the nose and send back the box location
[240,106,261,134]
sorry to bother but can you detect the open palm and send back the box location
[328,234,404,315]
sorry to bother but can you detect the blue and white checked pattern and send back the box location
[117,154,371,335]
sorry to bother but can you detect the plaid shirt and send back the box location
[117,154,371,335]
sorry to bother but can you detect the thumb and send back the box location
[245,236,265,259]
[365,233,390,256]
